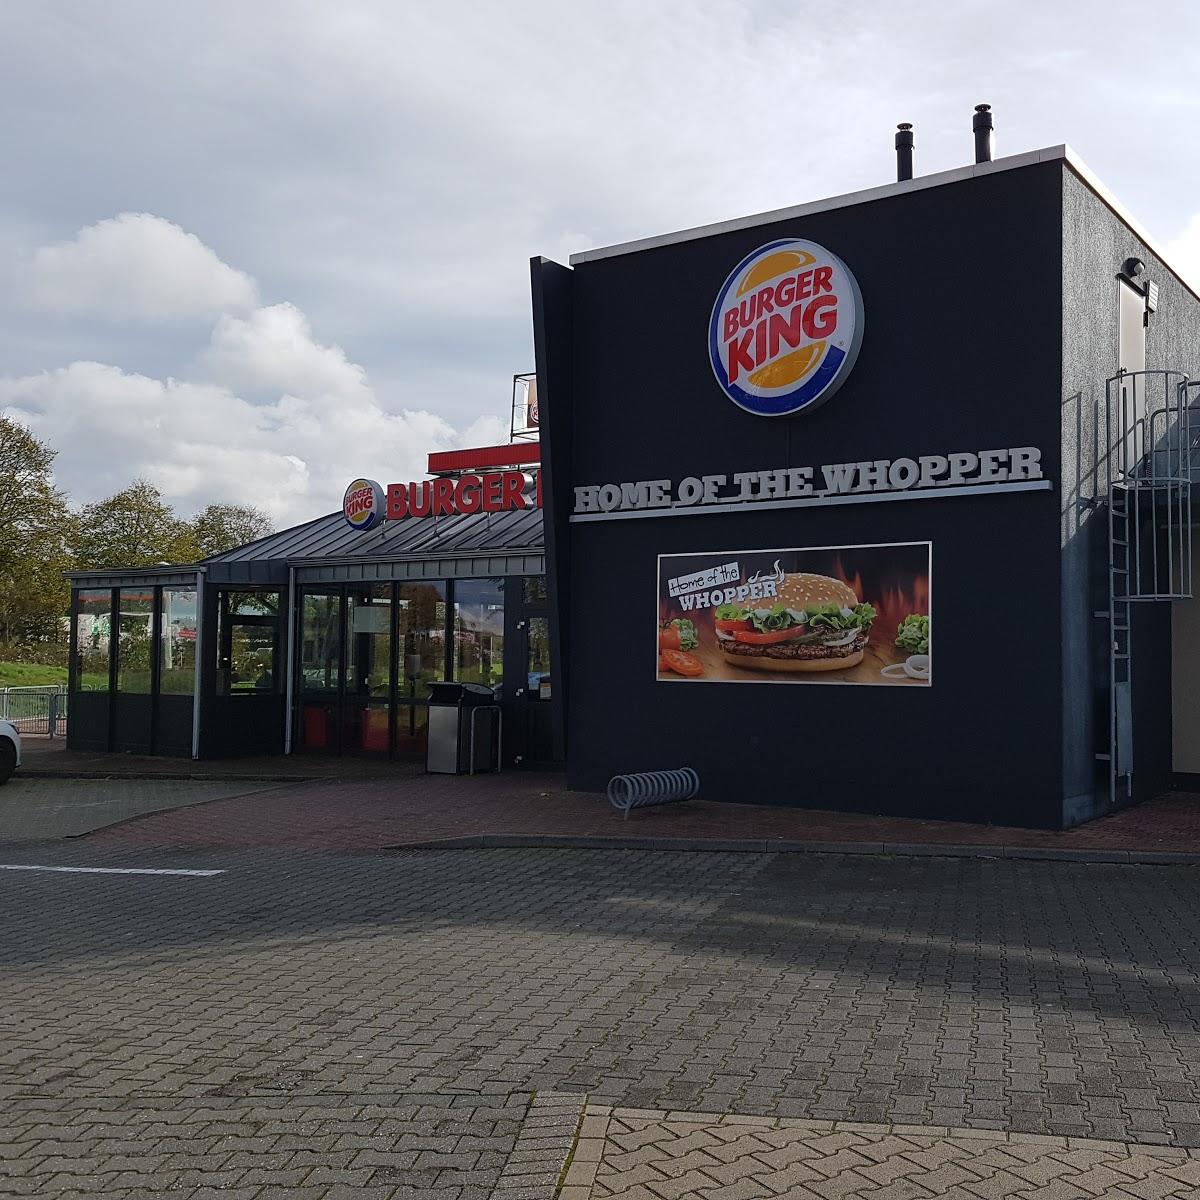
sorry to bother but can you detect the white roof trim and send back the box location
[567,144,1198,302]
[1060,148,1200,305]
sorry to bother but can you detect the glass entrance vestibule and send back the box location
[294,575,551,760]
[68,581,200,756]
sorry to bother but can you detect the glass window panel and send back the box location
[217,589,281,695]
[159,589,197,695]
[524,575,549,606]
[226,591,280,617]
[454,579,504,689]
[301,701,337,750]
[527,616,551,698]
[74,589,112,691]
[393,703,430,755]
[300,592,342,693]
[397,582,446,694]
[228,625,277,692]
[116,589,155,693]
[341,701,390,754]
[346,584,392,700]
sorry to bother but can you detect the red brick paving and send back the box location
[20,736,394,779]
[89,767,1200,856]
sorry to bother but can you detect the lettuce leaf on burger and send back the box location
[715,573,876,674]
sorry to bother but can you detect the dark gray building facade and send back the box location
[533,144,1200,829]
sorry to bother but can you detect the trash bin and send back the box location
[426,682,501,774]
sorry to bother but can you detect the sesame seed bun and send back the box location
[773,572,860,612]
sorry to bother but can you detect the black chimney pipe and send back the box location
[895,123,914,181]
[973,103,993,163]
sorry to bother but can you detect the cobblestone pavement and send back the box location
[4,843,1200,1197]
[564,1107,1200,1199]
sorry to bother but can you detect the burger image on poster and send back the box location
[714,574,877,674]
[708,239,863,417]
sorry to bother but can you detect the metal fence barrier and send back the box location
[607,767,700,819]
[0,685,69,737]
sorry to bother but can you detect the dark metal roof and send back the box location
[204,504,544,564]
[197,504,546,585]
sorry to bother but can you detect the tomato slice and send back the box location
[714,618,750,632]
[661,649,704,677]
[658,625,681,651]
[731,627,806,645]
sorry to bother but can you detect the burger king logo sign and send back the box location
[343,478,385,530]
[709,238,863,417]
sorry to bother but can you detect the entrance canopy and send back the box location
[202,503,545,585]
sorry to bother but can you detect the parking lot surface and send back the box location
[3,843,1200,1197]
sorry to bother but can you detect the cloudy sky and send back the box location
[2,1,1198,527]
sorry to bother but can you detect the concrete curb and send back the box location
[382,832,1200,865]
[493,1090,585,1200]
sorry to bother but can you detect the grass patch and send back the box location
[0,661,70,688]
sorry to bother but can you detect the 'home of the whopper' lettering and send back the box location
[570,446,1049,523]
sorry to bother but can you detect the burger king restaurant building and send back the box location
[65,137,1200,830]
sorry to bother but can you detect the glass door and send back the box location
[212,589,285,757]
[344,584,393,754]
[294,578,521,760]
[454,579,504,691]
[393,581,447,755]
[298,590,342,752]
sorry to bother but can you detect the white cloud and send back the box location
[202,302,371,403]
[24,213,259,321]
[1167,213,1200,293]
[3,210,522,528]
[0,304,506,526]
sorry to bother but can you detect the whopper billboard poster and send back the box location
[656,542,931,686]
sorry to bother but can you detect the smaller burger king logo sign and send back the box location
[343,478,386,530]
[709,238,863,417]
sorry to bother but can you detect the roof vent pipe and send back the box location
[973,103,994,163]
[895,123,914,182]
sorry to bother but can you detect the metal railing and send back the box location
[1098,370,1193,810]
[0,685,69,736]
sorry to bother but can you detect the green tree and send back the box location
[189,503,274,559]
[70,479,198,570]
[0,416,73,643]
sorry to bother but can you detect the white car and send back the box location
[0,720,20,784]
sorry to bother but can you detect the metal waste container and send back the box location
[426,681,501,774]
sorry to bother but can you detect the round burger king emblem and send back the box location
[342,478,385,530]
[708,238,863,417]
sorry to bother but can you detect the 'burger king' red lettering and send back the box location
[383,470,541,522]
[346,487,374,516]
[720,265,838,385]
